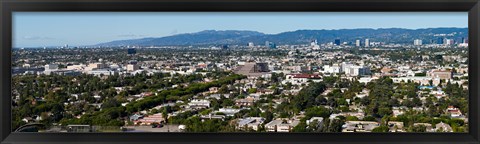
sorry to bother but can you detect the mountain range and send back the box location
[96,28,468,47]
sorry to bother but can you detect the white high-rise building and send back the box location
[127,64,140,72]
[341,62,354,73]
[311,39,320,50]
[444,39,454,45]
[311,39,318,46]
[322,65,341,74]
[414,39,422,46]
[345,66,371,76]
[248,42,254,47]
[355,40,361,47]
[365,39,370,47]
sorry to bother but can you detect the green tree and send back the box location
[371,125,389,132]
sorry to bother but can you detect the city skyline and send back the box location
[13,12,467,47]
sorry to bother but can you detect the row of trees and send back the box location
[59,74,246,127]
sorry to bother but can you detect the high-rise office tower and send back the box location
[355,40,361,47]
[445,39,454,45]
[437,37,444,44]
[334,39,341,46]
[311,39,318,46]
[414,39,422,45]
[265,41,276,49]
[127,48,136,55]
[248,42,254,47]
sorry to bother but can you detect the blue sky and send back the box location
[13,12,467,48]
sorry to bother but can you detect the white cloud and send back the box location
[22,36,54,40]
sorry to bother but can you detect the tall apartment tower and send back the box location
[414,39,422,46]
[444,39,454,45]
[355,40,361,47]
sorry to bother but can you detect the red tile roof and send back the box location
[290,74,321,79]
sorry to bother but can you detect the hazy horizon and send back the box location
[13,12,467,47]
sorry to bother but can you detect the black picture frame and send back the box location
[1,0,479,144]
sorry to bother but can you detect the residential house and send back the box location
[265,118,300,132]
[342,121,380,132]
[237,117,265,131]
